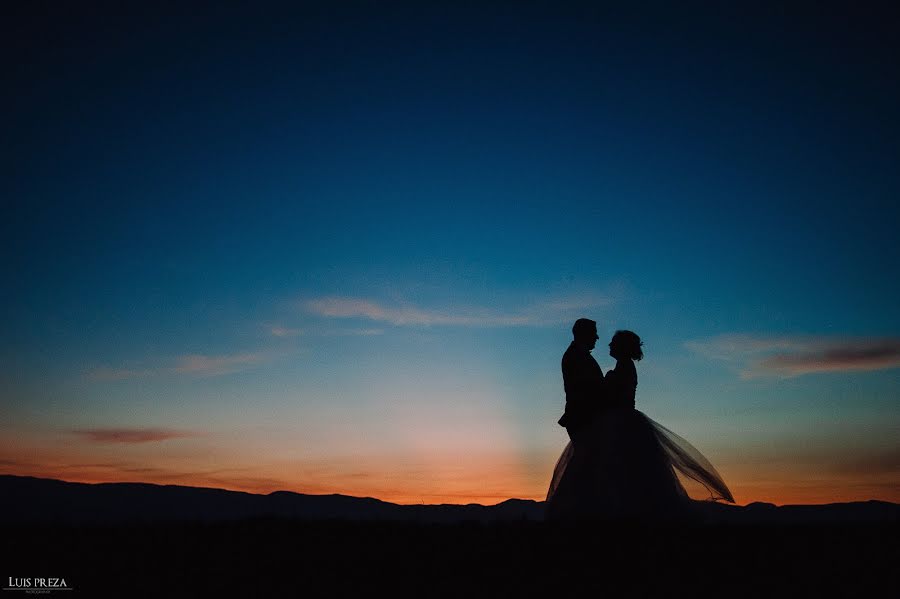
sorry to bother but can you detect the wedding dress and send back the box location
[546,359,734,521]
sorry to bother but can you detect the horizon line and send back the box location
[4,472,896,508]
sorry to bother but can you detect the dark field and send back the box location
[4,519,896,597]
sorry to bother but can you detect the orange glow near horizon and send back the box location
[2,444,897,507]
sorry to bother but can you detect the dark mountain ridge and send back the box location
[2,474,897,525]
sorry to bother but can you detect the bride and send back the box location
[546,330,734,521]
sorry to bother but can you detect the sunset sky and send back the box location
[4,4,898,505]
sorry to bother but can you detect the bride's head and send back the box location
[609,330,644,361]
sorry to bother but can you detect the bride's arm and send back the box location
[604,362,636,408]
[603,367,620,404]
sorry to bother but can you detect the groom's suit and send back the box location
[558,341,605,439]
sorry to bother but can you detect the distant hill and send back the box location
[0,475,543,525]
[1,474,897,525]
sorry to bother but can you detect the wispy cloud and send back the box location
[685,334,812,359]
[755,341,900,377]
[72,428,199,444]
[269,325,304,338]
[85,366,158,381]
[324,328,386,336]
[686,334,900,378]
[172,352,268,376]
[85,351,271,381]
[830,448,900,477]
[303,294,615,328]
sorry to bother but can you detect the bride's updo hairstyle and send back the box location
[609,330,644,361]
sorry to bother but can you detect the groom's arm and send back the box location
[563,352,596,423]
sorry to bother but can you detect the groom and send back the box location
[558,318,604,442]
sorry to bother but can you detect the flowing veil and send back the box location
[546,441,574,502]
[645,415,734,503]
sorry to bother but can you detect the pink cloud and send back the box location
[72,428,198,444]
[754,339,900,377]
[687,334,900,378]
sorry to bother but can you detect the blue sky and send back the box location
[3,3,898,503]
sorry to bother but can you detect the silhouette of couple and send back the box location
[546,318,734,521]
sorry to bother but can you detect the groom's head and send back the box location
[572,318,599,351]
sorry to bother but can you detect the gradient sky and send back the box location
[4,3,899,505]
